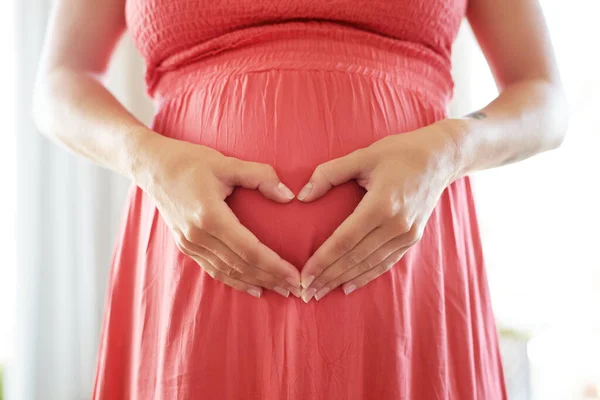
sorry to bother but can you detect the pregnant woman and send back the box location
[33,0,567,398]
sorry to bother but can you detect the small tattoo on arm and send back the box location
[464,111,487,120]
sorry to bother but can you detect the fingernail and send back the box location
[302,288,317,303]
[289,286,302,298]
[277,182,295,199]
[274,286,290,298]
[314,287,330,301]
[247,287,262,298]
[297,182,313,201]
[286,276,300,288]
[301,275,315,289]
[343,284,356,295]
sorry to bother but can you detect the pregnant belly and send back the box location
[151,67,446,268]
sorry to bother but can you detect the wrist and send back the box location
[433,117,475,182]
[125,127,170,190]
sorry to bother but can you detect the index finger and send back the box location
[209,201,301,287]
[300,190,384,288]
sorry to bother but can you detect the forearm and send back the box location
[441,79,569,180]
[32,67,160,180]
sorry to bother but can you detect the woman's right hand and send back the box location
[134,131,302,299]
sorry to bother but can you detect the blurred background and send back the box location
[0,0,598,399]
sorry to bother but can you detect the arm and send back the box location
[33,0,302,298]
[297,0,567,301]
[32,0,153,179]
[444,0,568,178]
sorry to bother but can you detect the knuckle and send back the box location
[357,259,373,273]
[194,258,214,276]
[209,247,228,263]
[405,225,423,245]
[206,269,217,279]
[211,271,225,282]
[365,257,378,270]
[371,195,399,219]
[225,156,243,170]
[182,223,202,244]
[311,275,328,287]
[313,163,330,182]
[174,232,191,254]
[313,266,327,279]
[211,259,230,274]
[377,197,400,219]
[258,274,276,286]
[262,164,277,178]
[190,211,205,229]
[237,248,260,266]
[313,163,325,176]
[225,268,242,279]
[230,262,248,275]
[396,215,412,234]
[194,210,215,233]
[192,257,206,269]
[381,261,395,273]
[333,237,353,254]
[346,252,364,267]
[349,148,363,160]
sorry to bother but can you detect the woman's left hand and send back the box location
[298,120,463,302]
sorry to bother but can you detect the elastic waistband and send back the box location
[149,21,454,107]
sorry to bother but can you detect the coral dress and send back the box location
[93,0,508,399]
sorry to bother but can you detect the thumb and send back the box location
[298,150,367,202]
[225,158,295,203]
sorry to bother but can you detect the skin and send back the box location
[299,0,569,301]
[32,0,568,301]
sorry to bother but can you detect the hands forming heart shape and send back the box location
[297,121,460,302]
[141,121,460,303]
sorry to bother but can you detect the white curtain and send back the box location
[10,1,152,399]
